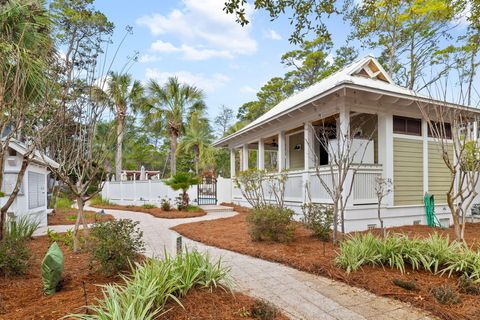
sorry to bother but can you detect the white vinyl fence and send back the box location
[101,177,232,206]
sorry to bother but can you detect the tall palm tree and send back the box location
[144,77,204,176]
[103,72,143,180]
[178,111,213,174]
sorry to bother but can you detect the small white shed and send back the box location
[0,140,59,227]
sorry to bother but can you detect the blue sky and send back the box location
[94,0,356,121]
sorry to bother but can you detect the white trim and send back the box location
[422,119,428,194]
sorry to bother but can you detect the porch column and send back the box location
[230,148,236,178]
[242,144,249,171]
[378,112,394,206]
[303,122,313,202]
[278,131,286,172]
[339,105,353,207]
[258,139,265,170]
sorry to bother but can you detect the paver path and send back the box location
[44,206,435,320]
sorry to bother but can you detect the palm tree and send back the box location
[103,72,144,180]
[144,77,205,176]
[178,112,213,174]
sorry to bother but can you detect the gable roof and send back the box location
[214,55,434,147]
[4,138,59,169]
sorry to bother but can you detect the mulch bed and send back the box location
[91,204,206,219]
[164,288,288,320]
[172,203,480,320]
[0,236,119,319]
[48,208,115,226]
[0,234,284,319]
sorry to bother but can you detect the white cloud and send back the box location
[150,40,233,60]
[139,54,162,63]
[145,68,230,93]
[137,0,257,60]
[240,86,257,94]
[265,29,282,40]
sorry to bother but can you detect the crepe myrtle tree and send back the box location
[418,102,480,242]
[308,113,377,244]
[374,176,392,238]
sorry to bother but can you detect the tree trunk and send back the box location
[332,200,339,245]
[194,147,199,175]
[73,195,88,253]
[0,154,30,241]
[170,132,177,176]
[115,116,125,181]
[377,203,385,238]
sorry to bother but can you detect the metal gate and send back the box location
[197,176,217,205]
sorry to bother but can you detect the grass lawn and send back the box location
[0,234,286,319]
[172,204,480,320]
[91,203,206,219]
[48,207,114,226]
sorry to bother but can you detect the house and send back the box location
[213,55,480,232]
[0,139,59,227]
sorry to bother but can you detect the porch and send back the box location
[230,109,384,207]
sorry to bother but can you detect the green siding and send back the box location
[288,132,304,170]
[393,138,424,205]
[428,142,450,204]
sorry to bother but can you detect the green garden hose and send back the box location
[424,193,442,228]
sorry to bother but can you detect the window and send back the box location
[393,116,422,136]
[428,122,452,139]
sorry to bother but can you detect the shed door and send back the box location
[28,172,46,209]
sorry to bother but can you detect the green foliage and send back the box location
[336,233,480,282]
[68,250,231,319]
[165,173,199,209]
[160,198,172,211]
[301,203,333,241]
[141,204,156,209]
[0,236,31,276]
[430,284,461,305]
[247,205,295,243]
[89,195,112,206]
[5,216,40,241]
[250,300,279,320]
[89,219,145,275]
[47,228,75,250]
[55,197,73,209]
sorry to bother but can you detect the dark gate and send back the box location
[197,176,217,205]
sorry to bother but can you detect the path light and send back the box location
[176,236,182,255]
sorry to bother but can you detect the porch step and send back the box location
[200,205,234,213]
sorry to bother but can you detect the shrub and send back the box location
[55,197,73,209]
[0,236,31,276]
[141,204,156,209]
[250,300,279,320]
[301,203,333,241]
[430,284,461,305]
[165,173,199,209]
[458,275,480,295]
[392,279,419,291]
[5,215,40,241]
[160,198,172,211]
[247,205,295,242]
[68,250,231,319]
[47,228,76,250]
[89,219,145,275]
[90,195,112,206]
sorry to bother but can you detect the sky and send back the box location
[93,0,475,123]
[94,0,354,121]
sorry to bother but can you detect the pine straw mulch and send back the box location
[0,235,286,320]
[91,204,206,219]
[48,208,115,226]
[172,203,480,320]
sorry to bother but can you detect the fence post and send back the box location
[120,180,124,205]
[133,180,137,205]
[148,180,152,203]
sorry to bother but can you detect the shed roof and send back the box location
[5,138,59,169]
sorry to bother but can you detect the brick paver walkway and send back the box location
[43,206,435,320]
